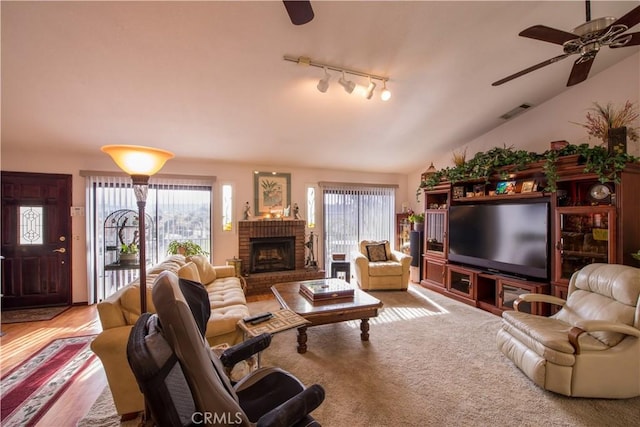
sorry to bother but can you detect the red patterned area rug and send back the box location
[0,335,96,427]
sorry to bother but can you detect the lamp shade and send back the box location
[101,145,174,176]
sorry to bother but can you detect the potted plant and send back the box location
[571,101,639,149]
[167,240,208,257]
[118,222,139,264]
[119,242,139,265]
[408,211,425,232]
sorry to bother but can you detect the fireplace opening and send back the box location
[249,237,295,274]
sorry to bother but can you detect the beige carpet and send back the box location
[80,285,639,426]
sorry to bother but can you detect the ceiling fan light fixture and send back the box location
[380,81,391,101]
[317,67,331,93]
[364,77,376,100]
[492,2,640,87]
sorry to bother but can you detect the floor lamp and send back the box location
[101,145,174,313]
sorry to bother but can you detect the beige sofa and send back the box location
[352,240,412,290]
[91,254,250,416]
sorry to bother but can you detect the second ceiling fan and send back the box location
[493,1,640,87]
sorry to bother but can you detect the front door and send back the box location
[1,172,72,309]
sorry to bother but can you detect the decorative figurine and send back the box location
[293,203,300,219]
[243,201,251,220]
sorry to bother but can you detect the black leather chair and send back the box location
[127,271,324,426]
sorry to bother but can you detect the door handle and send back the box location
[53,248,66,253]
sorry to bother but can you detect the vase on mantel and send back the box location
[607,127,627,155]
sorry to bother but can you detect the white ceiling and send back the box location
[2,1,639,173]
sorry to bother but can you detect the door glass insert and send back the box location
[19,206,44,245]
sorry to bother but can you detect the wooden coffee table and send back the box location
[271,278,383,354]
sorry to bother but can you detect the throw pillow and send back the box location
[366,243,388,262]
[177,262,202,283]
[187,255,217,284]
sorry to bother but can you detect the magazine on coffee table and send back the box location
[299,278,355,302]
[238,309,310,337]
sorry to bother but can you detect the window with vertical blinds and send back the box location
[83,172,214,303]
[320,182,396,273]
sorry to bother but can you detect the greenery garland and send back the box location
[417,143,638,201]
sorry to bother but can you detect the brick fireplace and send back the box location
[238,219,324,295]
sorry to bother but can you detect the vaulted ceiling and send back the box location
[2,1,639,173]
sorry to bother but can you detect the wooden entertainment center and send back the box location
[418,155,640,315]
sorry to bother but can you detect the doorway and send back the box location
[1,171,72,309]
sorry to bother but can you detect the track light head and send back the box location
[338,71,356,94]
[365,77,376,100]
[317,67,331,93]
[380,80,391,101]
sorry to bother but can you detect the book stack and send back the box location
[299,279,354,302]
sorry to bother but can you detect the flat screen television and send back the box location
[448,201,549,280]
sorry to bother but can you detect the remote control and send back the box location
[250,313,274,325]
[243,312,272,323]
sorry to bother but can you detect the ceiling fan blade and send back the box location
[610,31,640,48]
[283,1,314,25]
[567,55,595,86]
[610,5,640,29]
[519,25,577,45]
[492,53,571,86]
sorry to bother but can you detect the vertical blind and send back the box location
[83,172,214,303]
[320,182,396,272]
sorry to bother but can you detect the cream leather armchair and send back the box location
[497,263,640,398]
[352,240,412,291]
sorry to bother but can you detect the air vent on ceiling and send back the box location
[500,103,532,120]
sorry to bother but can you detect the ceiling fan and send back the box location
[492,1,640,87]
[283,1,314,26]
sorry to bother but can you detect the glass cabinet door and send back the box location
[425,210,447,257]
[447,265,475,299]
[555,207,616,283]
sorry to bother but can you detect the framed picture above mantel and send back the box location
[254,171,291,216]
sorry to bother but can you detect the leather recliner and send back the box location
[497,263,640,398]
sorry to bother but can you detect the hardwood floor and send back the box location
[0,305,108,427]
[0,294,272,426]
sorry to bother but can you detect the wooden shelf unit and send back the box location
[419,157,640,316]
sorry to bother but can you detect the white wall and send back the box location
[3,53,638,304]
[0,149,407,303]
[409,52,640,212]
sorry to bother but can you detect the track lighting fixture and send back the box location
[380,80,391,101]
[338,71,356,94]
[365,77,376,100]
[284,55,391,101]
[317,67,331,93]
